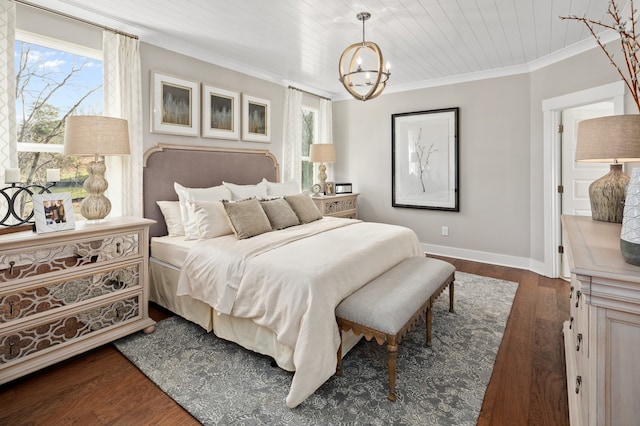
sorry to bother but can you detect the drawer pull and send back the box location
[569,317,574,329]
[9,260,15,275]
[575,376,582,394]
[116,242,121,254]
[575,290,581,308]
[569,285,574,299]
[9,301,14,316]
[576,333,583,351]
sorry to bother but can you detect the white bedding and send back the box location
[150,235,196,268]
[177,217,422,408]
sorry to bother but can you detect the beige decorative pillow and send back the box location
[222,198,273,239]
[156,200,184,236]
[174,182,231,240]
[189,200,233,239]
[260,198,300,230]
[284,193,322,224]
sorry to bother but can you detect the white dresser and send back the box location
[562,215,640,426]
[0,216,156,384]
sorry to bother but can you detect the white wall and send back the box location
[334,47,622,272]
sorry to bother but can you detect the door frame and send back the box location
[541,81,625,278]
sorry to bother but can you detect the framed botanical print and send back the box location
[202,85,240,140]
[242,94,271,142]
[392,107,459,211]
[151,71,200,136]
[33,193,76,233]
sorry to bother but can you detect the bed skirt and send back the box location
[149,258,361,372]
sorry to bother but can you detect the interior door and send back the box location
[560,102,614,277]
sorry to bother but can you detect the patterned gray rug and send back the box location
[114,272,517,425]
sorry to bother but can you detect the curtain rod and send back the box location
[288,86,331,101]
[13,0,139,40]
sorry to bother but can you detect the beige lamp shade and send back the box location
[576,115,640,162]
[309,144,336,163]
[64,116,130,156]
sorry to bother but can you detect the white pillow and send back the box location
[156,201,184,236]
[174,182,232,240]
[261,178,300,196]
[222,181,268,200]
[189,200,233,239]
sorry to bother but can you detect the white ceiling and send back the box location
[22,0,622,100]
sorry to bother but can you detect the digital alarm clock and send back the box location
[334,183,352,194]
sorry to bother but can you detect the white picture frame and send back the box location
[242,94,271,142]
[202,85,240,140]
[151,71,200,136]
[33,193,76,233]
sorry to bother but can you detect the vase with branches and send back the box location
[561,0,640,112]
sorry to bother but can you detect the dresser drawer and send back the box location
[0,264,141,323]
[0,294,141,365]
[0,230,142,283]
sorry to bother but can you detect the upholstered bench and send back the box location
[335,256,455,401]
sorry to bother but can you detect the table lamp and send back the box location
[64,116,130,221]
[576,115,640,223]
[309,144,336,193]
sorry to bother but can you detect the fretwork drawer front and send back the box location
[0,230,142,283]
[0,294,141,365]
[0,264,141,323]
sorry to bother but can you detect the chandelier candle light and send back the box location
[338,12,390,101]
[63,116,130,221]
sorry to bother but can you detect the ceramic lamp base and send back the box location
[80,160,111,221]
[589,163,628,223]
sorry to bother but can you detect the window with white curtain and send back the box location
[15,30,103,218]
[301,106,317,190]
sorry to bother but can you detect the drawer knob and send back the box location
[569,316,574,330]
[575,290,581,308]
[576,333,583,351]
[9,260,15,275]
[569,285,574,299]
[575,376,582,394]
[116,242,121,254]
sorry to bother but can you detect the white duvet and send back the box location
[177,217,422,408]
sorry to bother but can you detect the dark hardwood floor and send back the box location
[0,258,570,425]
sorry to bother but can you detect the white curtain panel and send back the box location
[318,98,334,180]
[0,0,17,175]
[103,31,144,217]
[282,88,303,183]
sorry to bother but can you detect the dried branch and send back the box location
[561,0,640,112]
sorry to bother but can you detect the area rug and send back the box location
[114,272,517,425]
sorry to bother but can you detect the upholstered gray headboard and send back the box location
[143,144,280,238]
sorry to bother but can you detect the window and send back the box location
[301,106,317,190]
[15,31,103,218]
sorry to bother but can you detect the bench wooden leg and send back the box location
[449,281,455,313]
[387,339,398,401]
[336,333,343,376]
[426,304,433,347]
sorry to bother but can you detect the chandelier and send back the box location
[338,12,391,101]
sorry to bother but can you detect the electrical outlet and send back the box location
[442,226,449,236]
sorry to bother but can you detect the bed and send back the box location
[143,144,423,408]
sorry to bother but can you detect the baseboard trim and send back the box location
[422,243,548,277]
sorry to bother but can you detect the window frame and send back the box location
[301,105,318,191]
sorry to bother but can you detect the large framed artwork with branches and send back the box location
[392,107,459,211]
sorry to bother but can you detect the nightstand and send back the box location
[0,216,156,385]
[312,193,359,219]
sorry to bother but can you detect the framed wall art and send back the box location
[202,85,240,140]
[392,107,459,211]
[242,94,271,142]
[33,193,76,233]
[151,71,200,136]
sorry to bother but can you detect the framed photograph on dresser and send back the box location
[32,193,75,233]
